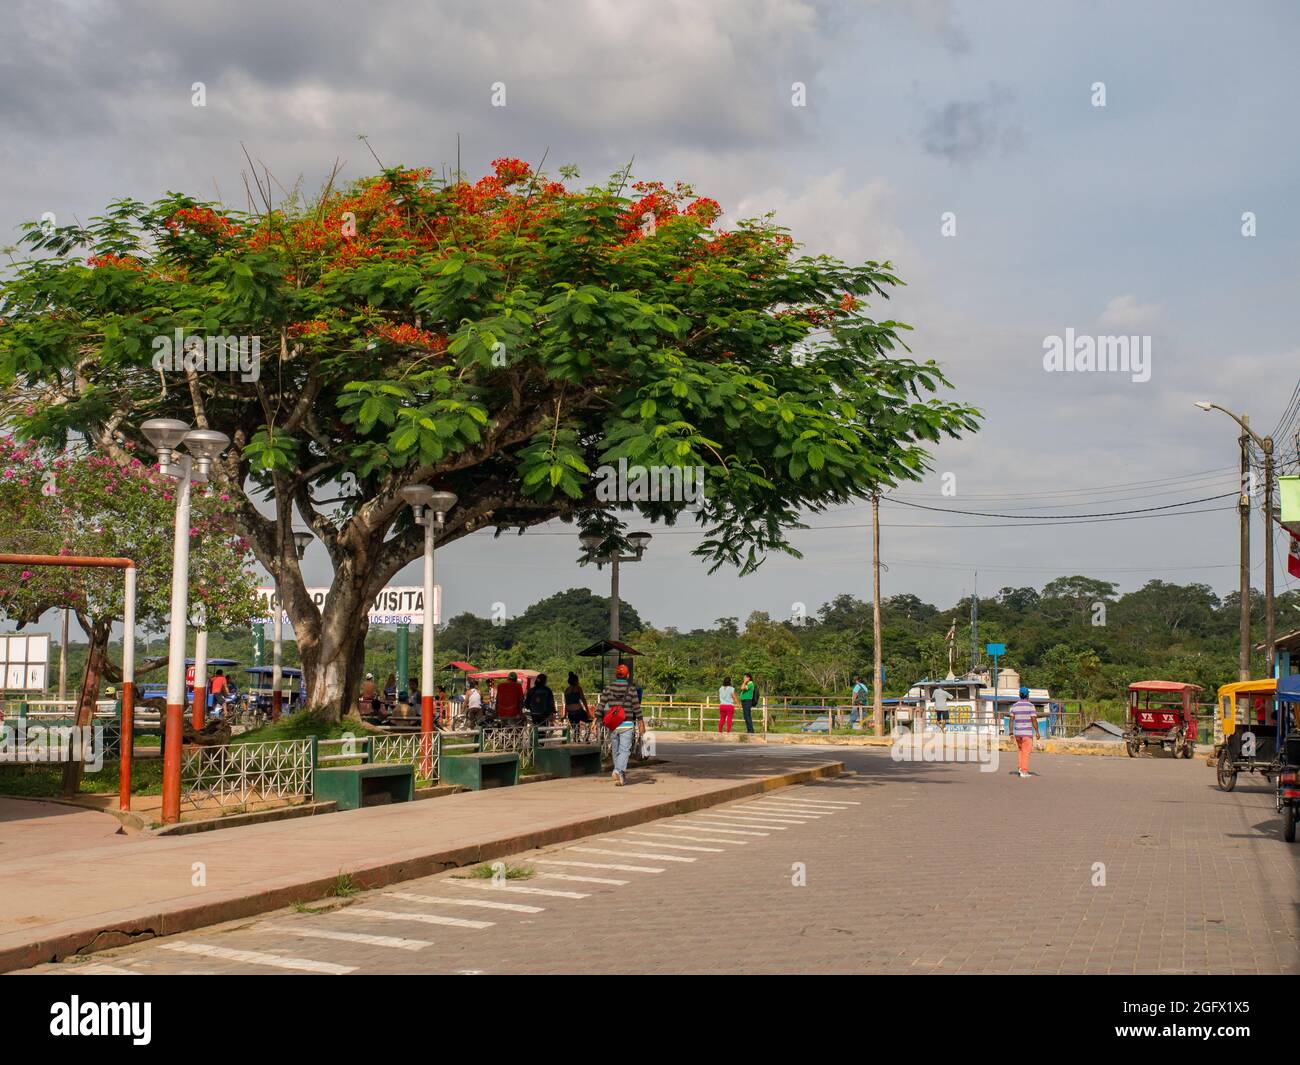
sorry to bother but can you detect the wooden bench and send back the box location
[439,729,519,790]
[532,725,602,777]
[313,736,415,810]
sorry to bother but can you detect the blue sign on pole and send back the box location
[986,643,1005,657]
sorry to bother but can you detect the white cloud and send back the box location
[1098,294,1163,332]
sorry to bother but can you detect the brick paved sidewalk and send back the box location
[20,740,1296,975]
[0,746,840,971]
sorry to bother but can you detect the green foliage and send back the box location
[0,439,259,660]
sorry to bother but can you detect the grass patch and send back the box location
[329,873,360,898]
[233,712,382,745]
[292,899,343,915]
[0,758,165,797]
[460,861,535,881]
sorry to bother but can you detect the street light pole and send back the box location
[1195,402,1275,678]
[609,555,621,641]
[141,419,229,825]
[401,486,456,775]
[580,532,650,684]
[871,493,884,737]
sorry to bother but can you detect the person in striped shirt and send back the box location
[1009,686,1041,778]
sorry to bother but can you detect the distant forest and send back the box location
[30,576,1300,702]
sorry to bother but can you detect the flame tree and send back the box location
[0,159,979,720]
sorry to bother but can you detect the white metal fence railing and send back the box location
[481,724,535,772]
[369,732,440,787]
[181,739,312,811]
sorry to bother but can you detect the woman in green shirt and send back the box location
[739,673,757,733]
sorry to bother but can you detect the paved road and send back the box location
[21,741,1300,974]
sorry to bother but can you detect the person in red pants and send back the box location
[718,677,738,733]
[1009,686,1041,777]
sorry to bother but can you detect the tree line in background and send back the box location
[41,577,1298,705]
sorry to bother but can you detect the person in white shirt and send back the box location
[465,681,483,725]
[718,677,738,733]
[932,685,950,733]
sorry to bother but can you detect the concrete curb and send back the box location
[659,731,1211,760]
[151,802,339,836]
[0,759,841,972]
[0,794,150,834]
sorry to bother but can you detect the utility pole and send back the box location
[1198,402,1271,680]
[58,607,69,703]
[1238,422,1251,681]
[871,493,884,736]
[1263,432,1276,675]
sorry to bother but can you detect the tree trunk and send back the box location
[298,551,381,721]
[61,622,108,799]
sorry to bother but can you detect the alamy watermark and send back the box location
[593,457,706,511]
[1042,328,1150,383]
[890,722,999,773]
[1,720,105,771]
[152,329,261,382]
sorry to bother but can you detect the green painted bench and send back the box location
[440,729,519,790]
[314,763,414,810]
[532,725,602,777]
[312,736,415,810]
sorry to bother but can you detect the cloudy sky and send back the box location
[3,0,1299,634]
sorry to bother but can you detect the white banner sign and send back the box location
[0,633,50,691]
[255,586,440,628]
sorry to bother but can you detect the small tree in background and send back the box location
[0,438,259,794]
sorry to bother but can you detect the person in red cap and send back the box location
[597,663,643,785]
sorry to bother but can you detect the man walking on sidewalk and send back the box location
[1010,686,1040,778]
[598,664,643,786]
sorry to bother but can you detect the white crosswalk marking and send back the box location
[158,941,357,975]
[671,822,770,836]
[260,925,430,951]
[628,831,748,845]
[744,806,829,816]
[764,795,858,806]
[384,892,543,914]
[68,963,139,975]
[569,847,695,863]
[537,872,629,885]
[711,812,811,825]
[607,837,723,852]
[684,818,784,831]
[532,858,663,873]
[443,878,590,898]
[349,907,494,930]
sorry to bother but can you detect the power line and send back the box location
[882,492,1236,520]
[886,465,1238,502]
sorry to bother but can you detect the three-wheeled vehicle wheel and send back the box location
[1284,806,1296,843]
[1125,735,1140,757]
[1181,731,1195,758]
[1217,762,1238,792]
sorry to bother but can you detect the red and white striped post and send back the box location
[192,620,208,729]
[0,554,136,810]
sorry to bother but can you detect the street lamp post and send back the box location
[401,486,456,775]
[141,419,230,825]
[270,530,314,722]
[579,532,651,679]
[1195,402,1276,677]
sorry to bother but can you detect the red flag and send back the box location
[1290,535,1300,579]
